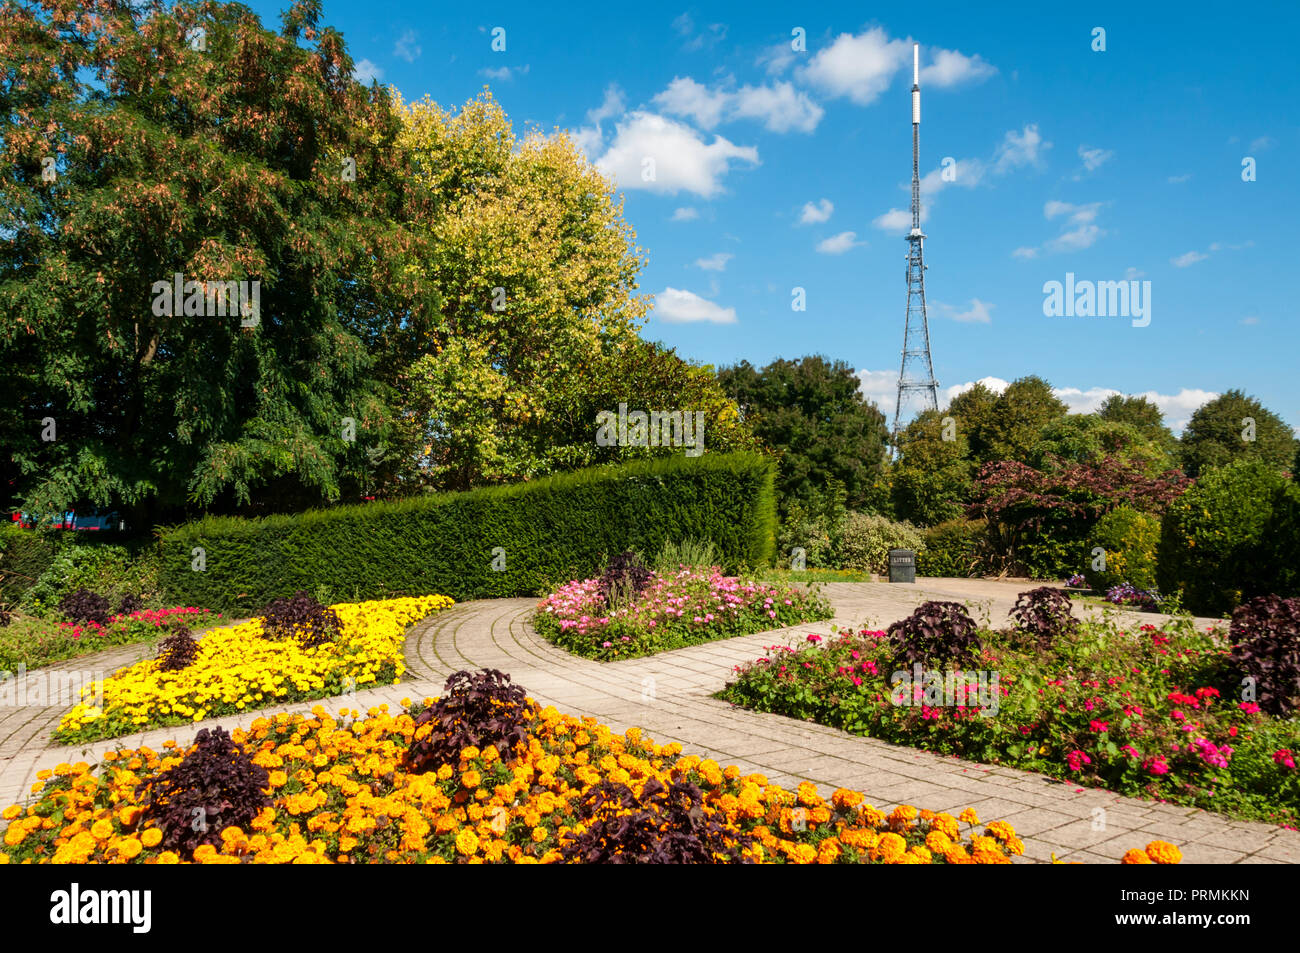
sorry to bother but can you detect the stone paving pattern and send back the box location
[2,578,1296,864]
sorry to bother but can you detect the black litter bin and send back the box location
[888,549,916,583]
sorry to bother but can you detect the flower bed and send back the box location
[1,677,1171,864]
[0,607,223,673]
[53,596,453,745]
[719,619,1300,826]
[534,567,833,660]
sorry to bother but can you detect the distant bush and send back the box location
[915,518,987,577]
[775,500,836,570]
[1085,505,1159,592]
[18,538,161,612]
[1010,587,1078,649]
[1158,460,1290,615]
[0,525,57,604]
[835,512,924,575]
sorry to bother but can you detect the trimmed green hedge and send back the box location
[158,453,777,613]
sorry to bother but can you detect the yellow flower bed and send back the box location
[54,596,453,744]
[4,696,1178,864]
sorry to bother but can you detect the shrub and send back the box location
[1228,595,1300,716]
[0,525,57,604]
[835,512,924,575]
[158,452,777,613]
[597,551,654,609]
[56,587,111,626]
[155,627,198,672]
[559,777,755,864]
[775,500,836,570]
[1157,459,1289,615]
[1010,587,1078,648]
[142,726,272,857]
[19,539,162,611]
[1085,505,1159,592]
[259,590,341,649]
[915,518,987,577]
[652,537,718,572]
[887,601,981,668]
[402,669,535,775]
[117,593,145,616]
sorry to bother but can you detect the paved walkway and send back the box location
[2,580,1295,864]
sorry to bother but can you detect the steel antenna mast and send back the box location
[892,42,940,443]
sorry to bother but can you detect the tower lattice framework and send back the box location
[893,43,939,441]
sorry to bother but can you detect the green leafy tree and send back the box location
[1098,394,1180,465]
[1178,390,1297,479]
[1030,414,1176,476]
[891,409,973,526]
[979,376,1068,464]
[717,356,889,516]
[946,382,1000,463]
[1,0,431,525]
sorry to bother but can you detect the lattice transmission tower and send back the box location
[892,43,940,441]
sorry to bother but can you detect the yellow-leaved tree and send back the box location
[383,89,756,491]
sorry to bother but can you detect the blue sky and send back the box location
[244,0,1299,431]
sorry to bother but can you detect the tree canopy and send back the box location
[717,355,889,515]
[1178,389,1296,479]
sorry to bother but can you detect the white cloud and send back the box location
[1167,173,1192,184]
[757,40,798,76]
[352,59,383,85]
[816,231,863,254]
[1249,136,1274,151]
[731,82,823,132]
[1171,250,1209,267]
[1077,144,1114,172]
[393,30,421,63]
[799,27,911,105]
[993,124,1050,172]
[920,47,997,87]
[672,207,699,221]
[873,207,923,233]
[1017,199,1106,256]
[1045,224,1103,252]
[480,64,529,81]
[653,77,730,128]
[1045,200,1103,224]
[672,14,727,51]
[1241,316,1260,325]
[798,198,833,224]
[654,287,737,323]
[653,77,823,133]
[942,376,1012,405]
[854,369,902,411]
[934,298,994,323]
[695,252,733,271]
[883,125,1044,233]
[1124,266,1145,280]
[587,84,626,123]
[594,112,759,198]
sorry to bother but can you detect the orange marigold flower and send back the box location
[1121,848,1154,864]
[1145,840,1182,864]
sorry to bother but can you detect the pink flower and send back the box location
[806,634,823,643]
[1066,750,1091,771]
[1089,720,1109,733]
[601,641,612,648]
[1274,749,1297,769]
[1238,702,1262,714]
[1146,757,1170,775]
